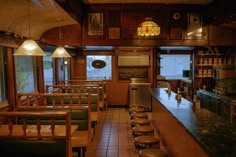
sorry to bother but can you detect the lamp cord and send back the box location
[52,0,63,46]
[28,0,31,38]
[59,26,63,46]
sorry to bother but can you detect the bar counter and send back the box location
[150,88,236,157]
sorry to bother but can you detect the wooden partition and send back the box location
[0,111,73,157]
[57,80,107,110]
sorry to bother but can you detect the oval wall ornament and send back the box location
[92,60,106,69]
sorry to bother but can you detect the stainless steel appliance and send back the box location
[129,78,151,111]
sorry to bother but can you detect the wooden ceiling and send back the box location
[82,0,213,5]
[0,0,235,43]
[0,0,77,40]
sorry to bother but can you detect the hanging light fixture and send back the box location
[14,0,45,56]
[137,17,160,37]
[51,26,71,58]
[50,0,71,59]
[51,46,71,58]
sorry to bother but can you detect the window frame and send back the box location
[0,47,8,105]
[86,54,112,80]
[14,56,38,93]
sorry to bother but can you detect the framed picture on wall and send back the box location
[108,27,120,39]
[184,13,207,40]
[88,13,104,36]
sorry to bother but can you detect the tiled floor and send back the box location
[74,108,156,157]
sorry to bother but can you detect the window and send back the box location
[86,55,112,80]
[160,54,191,78]
[0,47,7,103]
[64,58,70,81]
[43,52,54,85]
[14,56,38,93]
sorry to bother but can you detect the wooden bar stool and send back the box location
[139,149,167,157]
[134,135,160,150]
[132,125,154,137]
[131,118,150,127]
[131,113,148,119]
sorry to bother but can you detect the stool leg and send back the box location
[72,147,81,157]
[82,147,86,157]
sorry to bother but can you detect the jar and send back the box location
[203,70,207,76]
[208,58,212,65]
[204,58,208,65]
[198,70,202,76]
[213,58,218,65]
[207,70,212,77]
[218,58,222,64]
[199,58,204,64]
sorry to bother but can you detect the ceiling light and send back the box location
[51,46,71,58]
[137,17,160,37]
[14,39,46,56]
[14,0,45,56]
[51,3,71,58]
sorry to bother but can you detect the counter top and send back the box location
[198,89,236,101]
[165,76,192,84]
[150,88,236,157]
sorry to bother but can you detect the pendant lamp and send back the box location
[51,46,71,58]
[14,0,45,56]
[137,17,160,37]
[51,25,71,58]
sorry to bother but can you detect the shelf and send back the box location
[213,64,235,69]
[197,64,214,66]
[196,54,223,56]
[196,76,214,78]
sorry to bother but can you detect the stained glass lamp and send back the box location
[137,17,160,37]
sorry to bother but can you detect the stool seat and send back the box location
[130,105,144,108]
[132,126,154,137]
[133,126,154,133]
[139,149,167,157]
[135,136,160,145]
[134,135,160,150]
[131,113,148,119]
[131,118,150,127]
[129,107,145,113]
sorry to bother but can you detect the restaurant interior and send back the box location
[0,0,236,157]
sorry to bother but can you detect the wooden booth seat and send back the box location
[0,111,73,157]
[57,79,107,110]
[16,93,94,156]
[45,84,102,133]
[46,84,100,120]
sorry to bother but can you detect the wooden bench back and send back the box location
[16,93,91,108]
[45,84,100,111]
[57,80,106,110]
[0,111,71,157]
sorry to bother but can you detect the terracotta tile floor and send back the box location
[73,108,154,157]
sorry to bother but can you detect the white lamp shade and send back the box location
[51,46,71,58]
[14,39,46,56]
